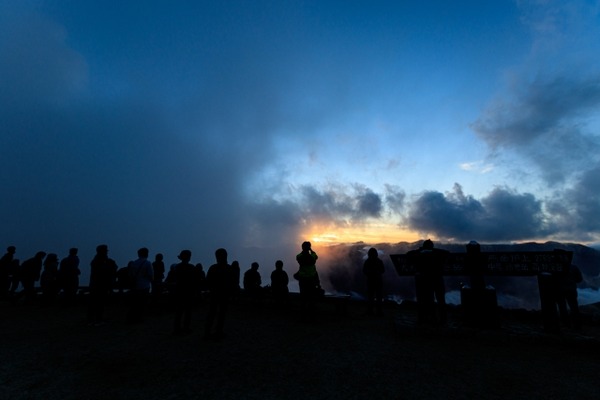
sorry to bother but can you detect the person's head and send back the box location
[96,244,108,255]
[69,248,78,256]
[231,260,239,268]
[155,253,164,261]
[422,239,434,250]
[301,241,312,252]
[137,247,149,258]
[35,251,47,260]
[275,260,283,269]
[7,246,16,254]
[195,263,203,271]
[367,247,378,259]
[215,248,228,264]
[177,250,192,262]
[251,262,259,270]
[45,253,58,265]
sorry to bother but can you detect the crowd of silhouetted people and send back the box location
[1,239,584,336]
[1,241,367,340]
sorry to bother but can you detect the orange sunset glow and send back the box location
[304,222,420,245]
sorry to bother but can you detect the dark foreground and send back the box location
[1,295,599,400]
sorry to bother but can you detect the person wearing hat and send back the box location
[171,250,196,335]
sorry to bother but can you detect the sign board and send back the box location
[390,251,573,277]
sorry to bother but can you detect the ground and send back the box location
[1,294,599,400]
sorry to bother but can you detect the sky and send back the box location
[1,0,600,279]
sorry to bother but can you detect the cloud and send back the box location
[0,8,292,267]
[0,10,88,106]
[469,1,600,243]
[406,183,550,242]
[546,162,600,240]
[471,75,600,184]
[459,161,494,174]
[356,187,383,219]
[384,184,406,216]
[295,184,384,223]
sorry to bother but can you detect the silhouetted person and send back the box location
[152,253,165,298]
[204,248,235,340]
[363,247,385,315]
[0,246,16,299]
[243,262,262,301]
[127,247,154,323]
[40,253,60,304]
[171,250,196,335]
[295,241,321,317]
[59,248,80,305]
[462,240,498,328]
[465,241,486,291]
[20,251,46,304]
[270,260,289,306]
[557,261,583,330]
[414,240,448,325]
[87,245,118,326]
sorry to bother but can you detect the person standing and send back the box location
[20,251,46,304]
[87,245,118,326]
[270,260,289,306]
[243,262,262,301]
[59,248,81,306]
[127,247,154,323]
[295,241,321,318]
[557,261,583,330]
[363,247,385,315]
[414,240,448,325]
[204,248,234,340]
[171,250,196,335]
[0,246,16,299]
[151,253,165,299]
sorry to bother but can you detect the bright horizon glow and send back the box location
[306,223,420,245]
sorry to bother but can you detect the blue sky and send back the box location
[1,0,600,270]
